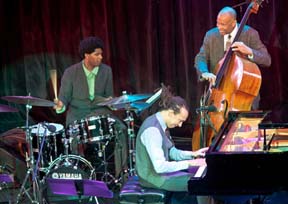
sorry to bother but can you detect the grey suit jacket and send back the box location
[195,25,271,76]
[59,61,114,125]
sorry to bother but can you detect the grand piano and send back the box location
[188,111,288,195]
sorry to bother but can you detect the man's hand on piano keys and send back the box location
[188,158,206,167]
[192,147,209,158]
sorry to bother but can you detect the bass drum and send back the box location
[42,155,96,204]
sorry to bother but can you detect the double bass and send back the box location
[192,0,264,150]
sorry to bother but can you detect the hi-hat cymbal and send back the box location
[98,94,152,106]
[1,96,55,107]
[0,104,18,112]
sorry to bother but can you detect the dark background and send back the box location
[1,0,287,137]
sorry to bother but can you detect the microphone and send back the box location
[42,122,57,133]
[196,105,217,113]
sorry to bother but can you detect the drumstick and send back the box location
[50,69,58,100]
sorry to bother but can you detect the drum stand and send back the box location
[16,103,43,204]
[123,106,136,176]
[97,141,116,185]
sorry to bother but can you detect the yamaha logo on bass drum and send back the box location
[51,172,83,179]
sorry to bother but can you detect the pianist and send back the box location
[135,85,210,204]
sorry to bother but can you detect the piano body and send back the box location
[188,111,288,195]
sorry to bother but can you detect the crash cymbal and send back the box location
[0,104,18,112]
[98,94,152,106]
[1,95,55,107]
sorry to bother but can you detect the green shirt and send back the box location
[56,62,99,114]
[82,62,99,101]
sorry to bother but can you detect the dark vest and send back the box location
[135,113,174,188]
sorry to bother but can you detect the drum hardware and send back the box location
[31,122,65,167]
[1,94,56,204]
[84,115,115,144]
[17,103,42,203]
[97,91,152,176]
[99,140,115,184]
[17,124,53,204]
[0,104,18,112]
[42,154,97,203]
[97,92,152,110]
[91,139,116,186]
[33,123,58,169]
[62,135,70,156]
[67,115,115,147]
[123,105,137,176]
[1,95,56,107]
[80,119,88,143]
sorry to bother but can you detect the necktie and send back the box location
[225,34,232,52]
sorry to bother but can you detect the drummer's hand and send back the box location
[231,41,253,56]
[53,98,63,111]
[201,72,216,86]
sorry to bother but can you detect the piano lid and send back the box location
[259,104,288,129]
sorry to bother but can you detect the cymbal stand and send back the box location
[99,140,116,184]
[124,106,136,176]
[16,99,42,204]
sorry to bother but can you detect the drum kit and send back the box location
[0,92,152,203]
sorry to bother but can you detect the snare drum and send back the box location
[31,123,65,167]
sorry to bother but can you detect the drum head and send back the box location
[31,123,64,136]
[42,155,96,203]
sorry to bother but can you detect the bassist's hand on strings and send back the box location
[231,41,253,58]
[201,72,216,86]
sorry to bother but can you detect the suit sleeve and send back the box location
[194,32,210,76]
[58,68,73,106]
[247,29,271,67]
[105,66,114,97]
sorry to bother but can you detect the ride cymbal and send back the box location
[1,95,55,107]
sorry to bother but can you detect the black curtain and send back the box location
[0,0,287,134]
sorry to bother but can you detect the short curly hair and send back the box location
[79,36,104,59]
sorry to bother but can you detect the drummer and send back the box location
[54,36,113,125]
[53,36,127,179]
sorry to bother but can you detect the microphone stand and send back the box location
[197,93,218,148]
